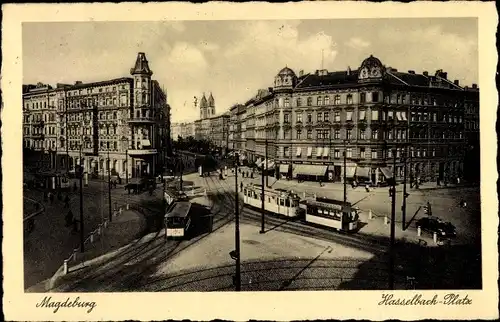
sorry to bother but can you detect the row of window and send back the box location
[278,92,470,108]
[24,101,57,110]
[67,84,130,97]
[280,146,445,159]
[24,126,57,136]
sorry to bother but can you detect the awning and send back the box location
[380,167,393,179]
[356,166,370,178]
[359,110,366,120]
[322,147,330,157]
[294,164,328,177]
[316,147,323,157]
[296,147,302,157]
[141,139,151,147]
[279,164,289,173]
[345,166,356,178]
[307,147,313,157]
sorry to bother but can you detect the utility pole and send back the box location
[402,144,408,231]
[234,152,241,291]
[179,157,184,191]
[265,137,269,187]
[260,155,265,234]
[343,140,347,204]
[107,150,112,222]
[389,148,397,290]
[79,144,84,253]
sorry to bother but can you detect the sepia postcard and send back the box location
[2,1,499,321]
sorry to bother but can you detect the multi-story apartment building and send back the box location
[22,52,171,179]
[194,112,230,150]
[228,104,246,153]
[171,121,196,141]
[238,55,479,184]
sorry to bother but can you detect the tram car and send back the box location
[165,201,192,239]
[301,198,359,232]
[164,187,188,209]
[242,184,301,218]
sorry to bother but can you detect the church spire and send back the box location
[208,92,215,107]
[130,52,153,76]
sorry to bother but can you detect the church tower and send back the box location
[200,93,208,119]
[208,92,215,117]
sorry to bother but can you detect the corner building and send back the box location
[243,55,479,184]
[22,52,171,179]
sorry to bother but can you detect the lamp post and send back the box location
[265,137,269,188]
[78,142,84,253]
[234,152,241,291]
[107,150,112,222]
[343,139,348,204]
[389,147,397,290]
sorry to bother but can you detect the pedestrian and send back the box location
[64,195,70,208]
[48,192,54,203]
[118,176,122,185]
[240,182,243,191]
[365,184,370,193]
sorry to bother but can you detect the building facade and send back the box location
[236,55,479,184]
[171,121,196,140]
[22,52,171,179]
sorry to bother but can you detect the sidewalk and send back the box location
[227,166,472,194]
[27,209,146,292]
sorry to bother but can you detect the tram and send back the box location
[165,201,192,239]
[164,187,188,209]
[301,198,359,232]
[242,184,301,218]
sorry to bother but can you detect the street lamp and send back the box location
[107,150,113,222]
[77,141,85,253]
[233,152,241,291]
[343,139,349,204]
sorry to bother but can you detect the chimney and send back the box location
[299,70,304,77]
[472,83,478,89]
[315,70,320,75]
[423,71,429,77]
[347,66,352,75]
[408,70,415,74]
[454,80,460,86]
[75,81,82,85]
[442,72,448,79]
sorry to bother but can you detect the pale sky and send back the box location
[23,18,478,123]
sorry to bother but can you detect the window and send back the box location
[284,98,290,108]
[296,98,302,106]
[334,111,340,122]
[346,148,353,158]
[401,94,406,104]
[359,110,366,120]
[284,114,290,123]
[324,96,330,105]
[372,92,379,102]
[360,93,366,103]
[388,111,394,120]
[346,129,352,140]
[317,97,323,106]
[317,130,323,140]
[334,150,340,158]
[359,130,366,140]
[317,112,323,122]
[372,110,379,121]
[388,131,393,140]
[372,129,378,139]
[432,148,436,157]
[296,113,302,123]
[347,94,353,104]
[307,97,312,106]
[346,111,353,121]
[307,113,312,123]
[371,151,378,159]
[360,148,366,159]
[334,95,340,105]
[307,130,312,139]
[334,129,340,139]
[297,130,302,139]
[324,112,329,122]
[284,147,290,157]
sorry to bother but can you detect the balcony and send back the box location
[31,134,45,139]
[128,117,155,124]
[128,149,158,156]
